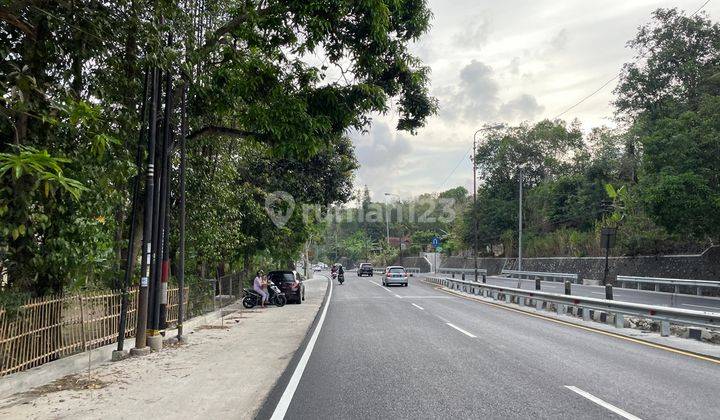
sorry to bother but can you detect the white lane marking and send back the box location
[683,303,720,311]
[368,280,402,298]
[590,292,605,295]
[412,303,424,311]
[564,386,642,420]
[445,323,477,338]
[271,276,333,420]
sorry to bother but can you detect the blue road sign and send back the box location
[432,237,440,248]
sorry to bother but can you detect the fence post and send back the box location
[535,278,541,291]
[564,281,571,295]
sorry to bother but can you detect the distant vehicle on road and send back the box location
[268,270,306,304]
[383,266,408,287]
[358,263,374,277]
[312,265,322,272]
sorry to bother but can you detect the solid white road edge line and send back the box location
[412,303,424,310]
[270,276,333,420]
[564,386,642,420]
[446,323,477,338]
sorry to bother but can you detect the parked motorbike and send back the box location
[242,280,287,308]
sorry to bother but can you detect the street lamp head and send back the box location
[474,123,505,140]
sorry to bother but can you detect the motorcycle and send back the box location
[242,280,287,308]
[332,271,344,285]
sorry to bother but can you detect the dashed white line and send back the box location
[411,303,424,310]
[368,280,402,298]
[270,276,333,420]
[565,386,642,420]
[445,323,477,338]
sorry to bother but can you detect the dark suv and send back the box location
[268,270,306,304]
[358,263,374,277]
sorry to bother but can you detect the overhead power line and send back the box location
[553,0,711,120]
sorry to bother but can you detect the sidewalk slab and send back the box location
[0,278,328,420]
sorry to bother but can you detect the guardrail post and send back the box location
[660,321,670,337]
[674,284,679,294]
[556,303,564,315]
[696,286,702,296]
[605,284,613,300]
[482,274,486,283]
[614,313,624,328]
[582,308,590,321]
[535,299,542,310]
[504,293,510,303]
[564,281,571,295]
[535,278,541,291]
[461,273,465,281]
[654,284,660,292]
[452,273,455,278]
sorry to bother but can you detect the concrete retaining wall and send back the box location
[392,256,431,272]
[440,246,720,282]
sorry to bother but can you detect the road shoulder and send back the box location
[421,277,720,362]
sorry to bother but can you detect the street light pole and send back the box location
[518,169,523,271]
[384,192,399,267]
[472,125,504,282]
[472,134,478,282]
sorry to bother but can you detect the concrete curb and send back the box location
[422,279,720,361]
[0,302,241,397]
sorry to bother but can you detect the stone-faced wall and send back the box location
[391,256,431,272]
[440,246,720,282]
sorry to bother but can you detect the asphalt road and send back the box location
[481,276,720,311]
[270,271,720,419]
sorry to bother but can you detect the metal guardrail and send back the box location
[437,267,488,281]
[501,269,579,284]
[616,275,720,296]
[425,276,720,336]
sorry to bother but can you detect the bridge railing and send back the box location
[616,275,720,296]
[424,276,720,336]
[501,269,579,284]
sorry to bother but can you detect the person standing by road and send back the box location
[253,270,268,308]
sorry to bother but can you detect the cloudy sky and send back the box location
[350,0,720,201]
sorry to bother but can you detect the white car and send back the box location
[382,266,408,287]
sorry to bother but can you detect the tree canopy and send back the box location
[0,0,436,295]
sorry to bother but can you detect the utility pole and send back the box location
[116,68,149,355]
[177,84,187,342]
[133,67,159,355]
[518,169,523,271]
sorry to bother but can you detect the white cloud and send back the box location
[349,0,720,199]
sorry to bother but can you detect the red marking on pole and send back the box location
[162,260,169,282]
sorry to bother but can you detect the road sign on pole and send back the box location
[432,237,440,248]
